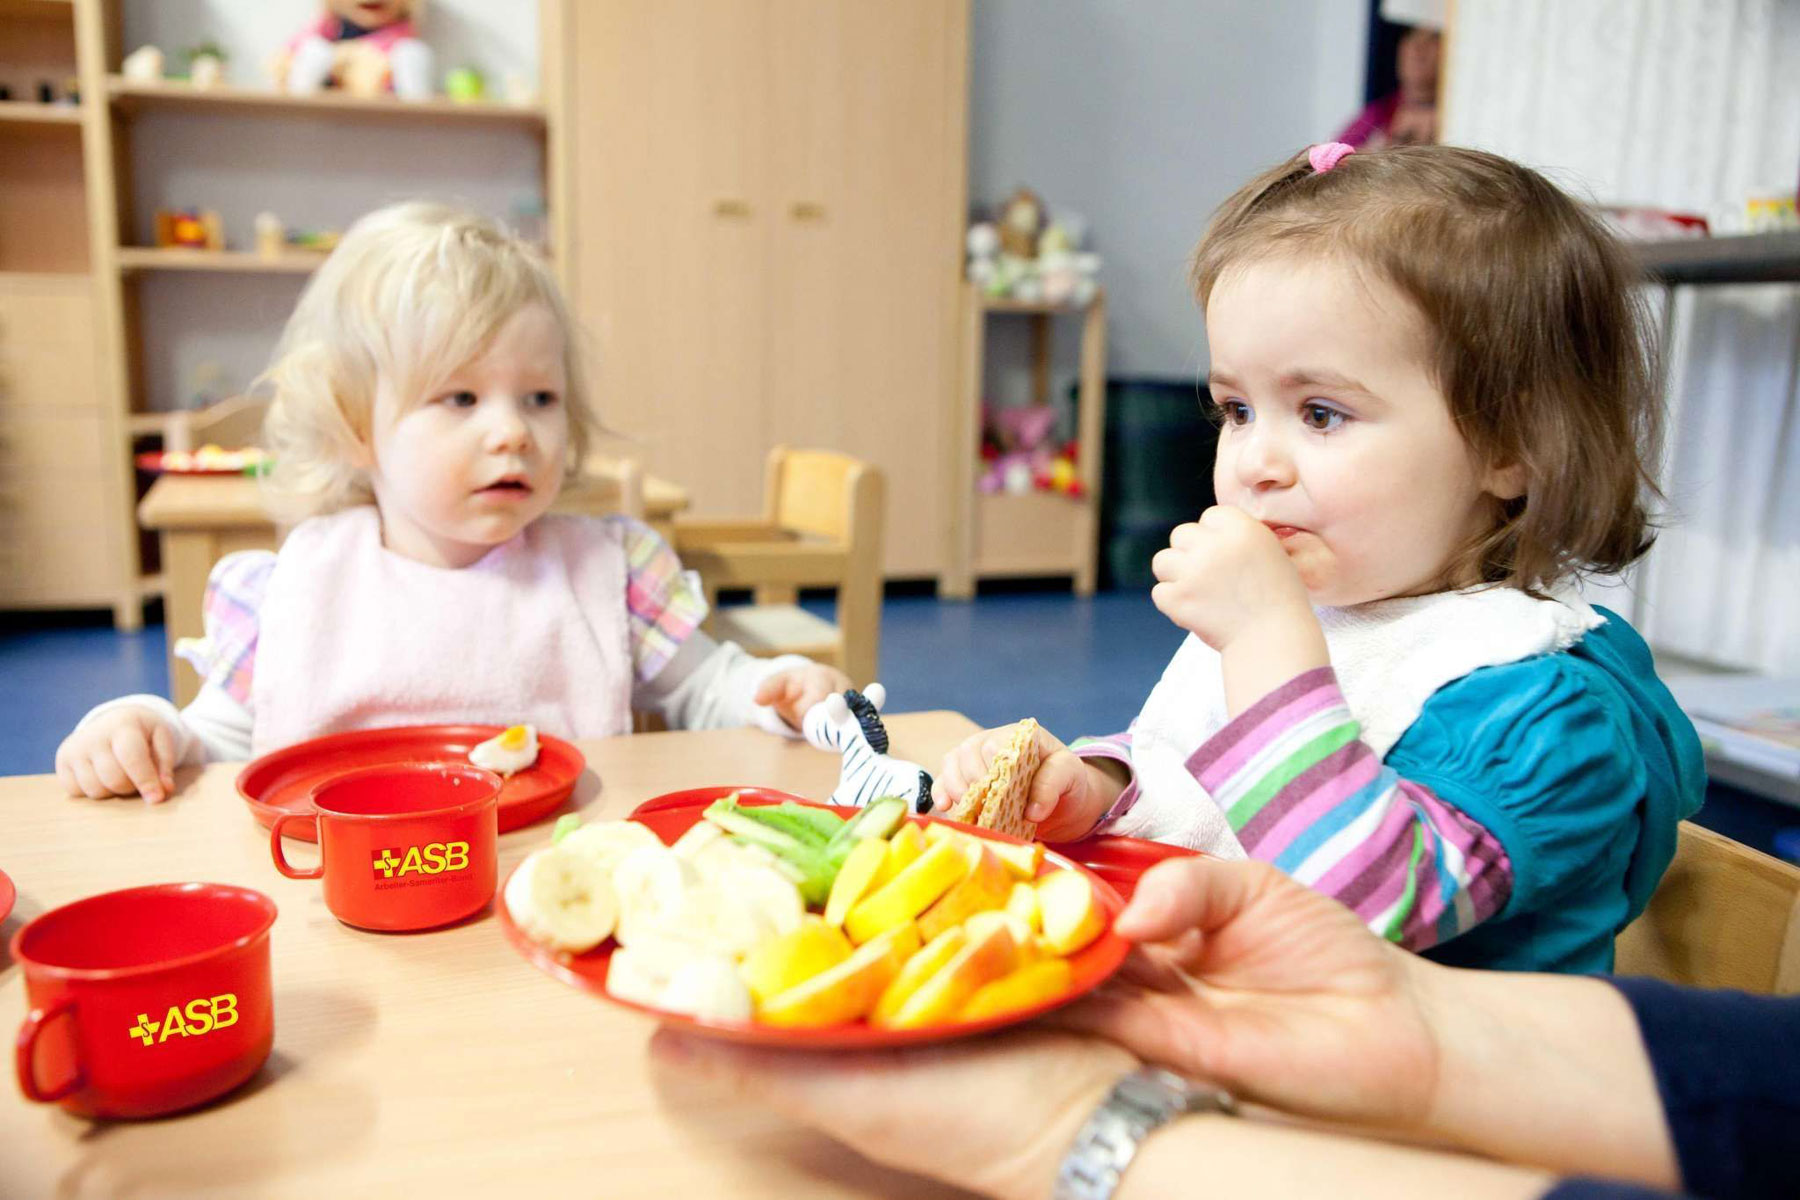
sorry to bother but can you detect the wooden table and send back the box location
[138,469,692,707]
[1,712,978,1199]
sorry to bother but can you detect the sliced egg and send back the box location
[470,723,540,777]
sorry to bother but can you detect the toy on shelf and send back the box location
[966,187,1101,306]
[269,0,433,101]
[155,209,225,251]
[185,42,227,90]
[444,65,486,104]
[121,46,165,82]
[977,405,1089,500]
[254,212,342,259]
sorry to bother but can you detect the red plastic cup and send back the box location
[12,882,278,1119]
[271,762,500,932]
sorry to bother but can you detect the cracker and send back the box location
[948,719,1044,840]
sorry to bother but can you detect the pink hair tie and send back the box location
[1307,142,1356,173]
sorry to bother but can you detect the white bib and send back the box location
[1116,585,1604,856]
[252,508,636,755]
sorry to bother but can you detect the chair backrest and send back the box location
[1614,821,1800,994]
[555,453,645,520]
[165,394,270,453]
[767,446,884,685]
[768,447,861,541]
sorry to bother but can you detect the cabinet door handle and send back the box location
[791,202,827,221]
[713,199,753,218]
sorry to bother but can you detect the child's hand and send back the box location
[1150,506,1312,651]
[755,663,854,731]
[931,724,1124,841]
[54,706,178,804]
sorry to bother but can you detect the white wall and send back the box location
[118,0,542,413]
[970,0,1367,408]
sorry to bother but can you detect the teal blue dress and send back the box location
[1389,606,1706,974]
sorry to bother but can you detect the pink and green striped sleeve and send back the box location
[1196,667,1514,950]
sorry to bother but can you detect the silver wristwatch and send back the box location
[1053,1067,1237,1200]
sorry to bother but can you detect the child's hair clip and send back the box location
[1307,142,1356,173]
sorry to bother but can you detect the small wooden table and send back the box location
[0,712,978,1199]
[138,470,691,707]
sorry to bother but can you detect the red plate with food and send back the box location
[240,724,584,842]
[497,788,1133,1048]
[136,448,271,476]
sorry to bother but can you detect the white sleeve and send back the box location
[77,684,255,766]
[633,631,812,736]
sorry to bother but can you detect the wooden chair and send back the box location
[673,446,884,686]
[1614,821,1800,994]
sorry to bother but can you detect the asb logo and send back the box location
[372,841,470,880]
[128,994,239,1047]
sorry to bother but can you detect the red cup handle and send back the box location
[271,812,324,879]
[15,995,82,1104]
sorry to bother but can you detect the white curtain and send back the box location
[1443,0,1800,673]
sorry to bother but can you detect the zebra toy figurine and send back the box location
[801,683,934,813]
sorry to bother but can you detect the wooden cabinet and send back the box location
[564,0,969,578]
[0,274,119,606]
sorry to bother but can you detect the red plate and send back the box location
[0,866,14,925]
[498,787,1134,1049]
[135,451,267,476]
[239,724,585,842]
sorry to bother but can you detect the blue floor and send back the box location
[4,588,1796,860]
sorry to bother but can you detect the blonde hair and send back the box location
[260,201,595,521]
[1191,145,1660,593]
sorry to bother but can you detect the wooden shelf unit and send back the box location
[942,284,1108,598]
[0,0,567,627]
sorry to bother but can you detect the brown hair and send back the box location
[1191,144,1660,593]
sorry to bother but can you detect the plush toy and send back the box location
[979,404,1059,495]
[186,42,227,90]
[966,195,1101,305]
[1036,439,1086,499]
[121,46,164,82]
[998,187,1044,258]
[270,0,433,101]
[801,685,934,813]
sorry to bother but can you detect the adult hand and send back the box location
[929,723,1124,841]
[1056,856,1441,1134]
[54,705,178,804]
[756,663,854,730]
[652,1028,1137,1200]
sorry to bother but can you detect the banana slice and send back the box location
[671,819,726,861]
[606,946,670,1008]
[506,845,618,954]
[559,820,665,876]
[661,955,754,1021]
[613,845,700,947]
[723,862,805,937]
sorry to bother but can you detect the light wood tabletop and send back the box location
[1,712,980,1199]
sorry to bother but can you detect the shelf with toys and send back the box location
[116,247,327,275]
[0,0,567,629]
[943,190,1108,599]
[106,76,544,126]
[0,96,79,121]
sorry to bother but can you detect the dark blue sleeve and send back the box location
[1542,1180,1682,1199]
[1609,976,1800,1199]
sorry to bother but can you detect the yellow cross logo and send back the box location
[373,849,402,879]
[129,1014,160,1046]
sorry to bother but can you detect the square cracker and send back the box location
[947,718,1044,840]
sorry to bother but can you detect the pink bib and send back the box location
[251,508,634,755]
